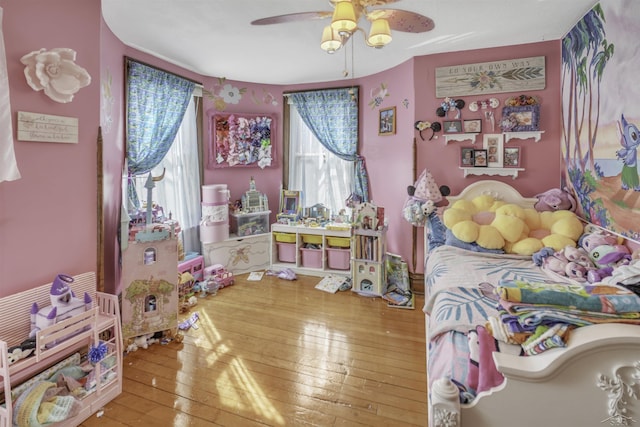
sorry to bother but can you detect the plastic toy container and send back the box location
[301,234,323,245]
[230,210,271,236]
[300,247,322,268]
[326,236,350,248]
[273,232,296,243]
[277,242,296,263]
[326,247,350,270]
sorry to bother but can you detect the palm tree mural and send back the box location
[560,3,639,238]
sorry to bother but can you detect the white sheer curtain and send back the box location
[288,104,353,216]
[150,96,201,253]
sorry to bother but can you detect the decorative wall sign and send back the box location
[17,111,78,143]
[208,112,275,168]
[435,56,546,97]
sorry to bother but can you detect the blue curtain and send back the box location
[126,60,195,206]
[289,87,370,202]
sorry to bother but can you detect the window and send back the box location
[284,87,366,217]
[287,103,353,215]
[129,95,202,253]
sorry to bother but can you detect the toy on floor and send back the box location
[265,268,297,280]
[30,274,92,338]
[206,264,235,289]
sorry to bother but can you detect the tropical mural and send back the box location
[562,0,640,241]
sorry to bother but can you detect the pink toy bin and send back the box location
[300,247,322,268]
[326,247,350,270]
[277,242,296,263]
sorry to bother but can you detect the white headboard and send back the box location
[446,180,538,208]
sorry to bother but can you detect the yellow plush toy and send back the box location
[443,195,584,255]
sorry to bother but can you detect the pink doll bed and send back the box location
[423,180,640,427]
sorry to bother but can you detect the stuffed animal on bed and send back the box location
[534,187,577,212]
[402,169,449,227]
[442,195,584,256]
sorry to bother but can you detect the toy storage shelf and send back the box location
[351,228,387,296]
[271,223,352,277]
[460,166,525,179]
[0,272,122,427]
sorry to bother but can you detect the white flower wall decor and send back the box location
[20,48,91,103]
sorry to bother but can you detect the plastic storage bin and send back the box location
[273,232,296,243]
[326,248,350,270]
[300,247,322,268]
[301,234,323,245]
[230,210,271,236]
[326,236,350,248]
[277,242,296,263]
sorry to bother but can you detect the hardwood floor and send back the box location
[81,273,427,426]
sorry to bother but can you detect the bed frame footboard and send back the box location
[429,323,640,427]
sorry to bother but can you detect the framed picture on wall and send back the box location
[460,147,474,167]
[379,107,396,135]
[504,147,522,167]
[483,133,503,167]
[463,119,482,133]
[443,120,462,133]
[473,149,488,167]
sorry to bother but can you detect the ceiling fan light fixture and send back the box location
[321,25,342,53]
[331,1,357,35]
[367,18,392,48]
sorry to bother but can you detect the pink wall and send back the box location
[414,41,563,197]
[1,2,566,297]
[0,1,101,297]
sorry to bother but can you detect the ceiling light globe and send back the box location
[368,18,392,48]
[321,25,342,53]
[331,1,357,33]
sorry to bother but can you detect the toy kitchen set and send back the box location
[200,177,271,274]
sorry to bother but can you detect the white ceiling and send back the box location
[101,0,598,86]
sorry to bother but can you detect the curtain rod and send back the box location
[125,56,203,86]
[283,85,359,96]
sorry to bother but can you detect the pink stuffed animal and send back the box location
[534,187,577,212]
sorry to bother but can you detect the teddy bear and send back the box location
[442,195,584,256]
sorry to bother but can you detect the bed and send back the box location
[423,180,640,427]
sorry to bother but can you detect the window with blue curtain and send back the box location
[287,87,369,213]
[126,59,195,207]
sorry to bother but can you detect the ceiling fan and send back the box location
[251,0,435,53]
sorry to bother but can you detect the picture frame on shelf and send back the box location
[504,146,522,167]
[460,147,474,167]
[379,106,396,136]
[483,133,503,167]
[500,105,540,132]
[463,119,482,133]
[473,149,488,167]
[443,120,463,133]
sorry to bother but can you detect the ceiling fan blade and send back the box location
[251,11,332,26]
[368,9,435,33]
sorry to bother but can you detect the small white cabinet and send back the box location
[201,233,271,274]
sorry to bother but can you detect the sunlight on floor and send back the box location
[183,307,285,425]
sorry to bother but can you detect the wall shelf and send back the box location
[460,167,525,179]
[504,131,544,143]
[443,133,478,144]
